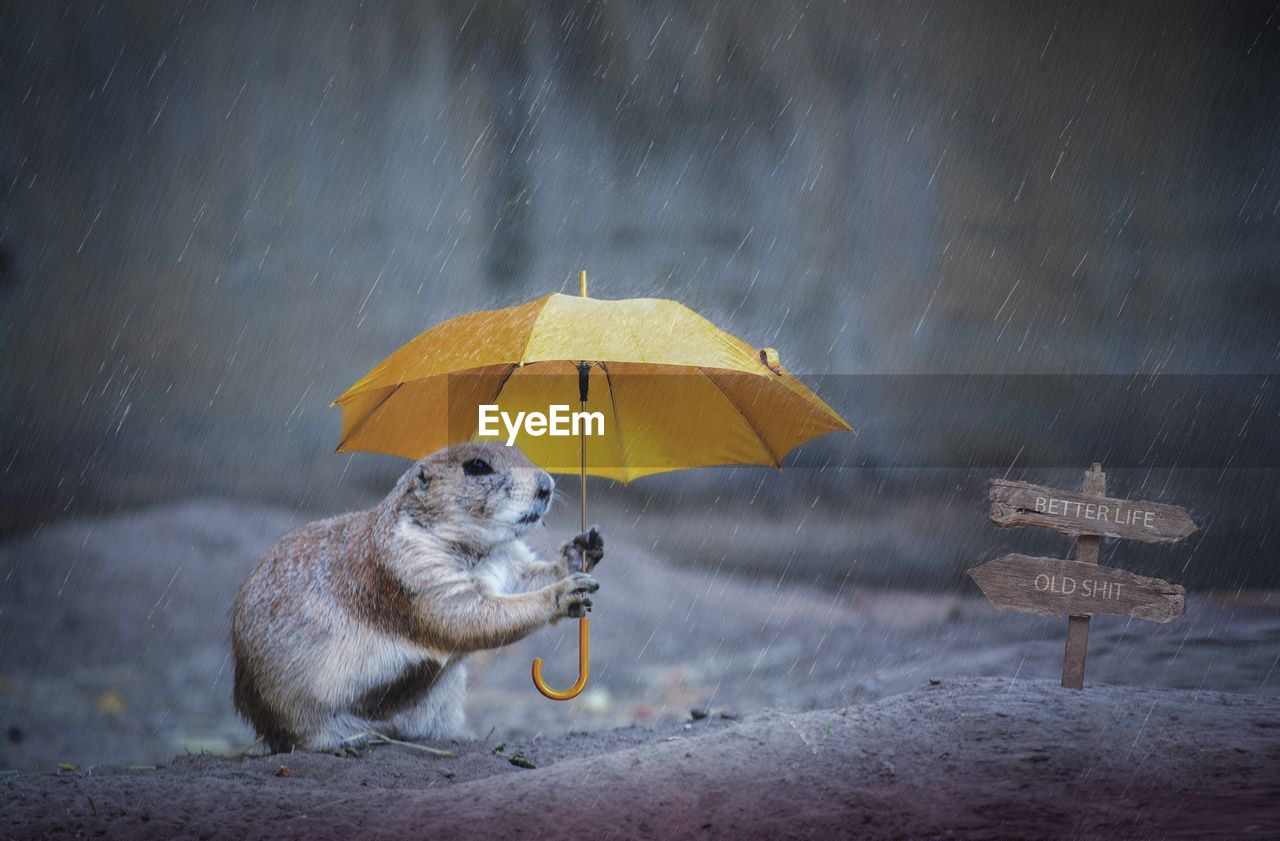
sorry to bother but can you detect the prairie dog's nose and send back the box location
[535,472,554,501]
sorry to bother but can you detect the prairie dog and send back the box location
[231,442,603,752]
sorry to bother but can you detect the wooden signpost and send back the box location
[969,464,1195,690]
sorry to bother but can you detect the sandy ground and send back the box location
[2,501,1279,837]
[3,678,1278,839]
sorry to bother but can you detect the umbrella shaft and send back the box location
[577,359,590,533]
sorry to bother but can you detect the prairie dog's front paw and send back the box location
[554,572,599,619]
[562,527,605,573]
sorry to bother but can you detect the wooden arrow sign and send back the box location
[968,553,1187,623]
[989,479,1197,543]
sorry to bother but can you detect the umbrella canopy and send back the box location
[333,292,851,481]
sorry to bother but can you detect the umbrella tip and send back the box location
[579,269,588,298]
[759,347,783,375]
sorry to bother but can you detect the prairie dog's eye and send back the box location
[462,458,494,477]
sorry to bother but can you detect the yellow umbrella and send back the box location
[333,272,851,698]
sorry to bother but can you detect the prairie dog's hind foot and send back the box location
[300,714,383,753]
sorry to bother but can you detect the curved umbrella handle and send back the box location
[531,617,589,700]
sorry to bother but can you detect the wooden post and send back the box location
[1062,463,1105,690]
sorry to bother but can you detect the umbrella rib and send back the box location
[486,364,518,406]
[697,367,780,468]
[518,295,559,366]
[336,383,403,451]
[598,363,630,483]
[621,320,648,364]
[470,364,520,441]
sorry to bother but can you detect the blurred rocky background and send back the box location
[3,1,1279,589]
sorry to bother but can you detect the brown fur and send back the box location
[232,647,298,752]
[352,659,444,720]
[333,532,420,640]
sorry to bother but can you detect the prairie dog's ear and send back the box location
[405,462,432,501]
[403,461,440,528]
